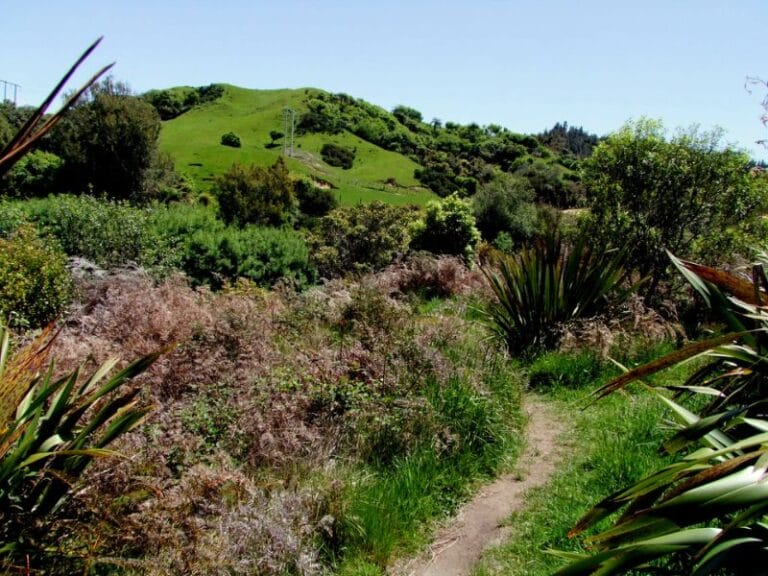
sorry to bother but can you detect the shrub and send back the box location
[0,225,71,328]
[481,230,631,354]
[220,131,241,148]
[23,194,157,268]
[214,159,296,227]
[309,202,418,278]
[472,172,538,245]
[0,150,64,198]
[180,224,316,289]
[410,193,481,260]
[294,179,338,219]
[321,142,355,169]
[0,323,162,571]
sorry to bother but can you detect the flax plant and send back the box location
[557,253,768,575]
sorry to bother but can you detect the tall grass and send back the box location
[336,357,524,572]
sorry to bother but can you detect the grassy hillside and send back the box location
[159,85,434,206]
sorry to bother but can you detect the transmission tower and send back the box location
[282,107,295,157]
[0,80,20,104]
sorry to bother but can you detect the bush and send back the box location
[0,225,71,328]
[215,159,296,227]
[180,224,316,289]
[410,193,481,260]
[309,202,418,278]
[0,150,64,198]
[481,230,631,354]
[473,172,539,246]
[294,179,338,220]
[321,142,355,169]
[220,131,241,148]
[23,195,158,268]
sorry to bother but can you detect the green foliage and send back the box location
[49,77,161,202]
[481,231,630,354]
[410,193,481,259]
[472,172,538,245]
[269,130,284,143]
[143,84,224,120]
[321,142,356,169]
[214,159,296,227]
[294,179,338,219]
[220,131,241,148]
[559,255,768,575]
[514,161,585,208]
[0,226,71,328]
[179,224,315,289]
[309,201,417,277]
[22,195,157,268]
[0,324,161,570]
[582,119,767,298]
[0,150,64,198]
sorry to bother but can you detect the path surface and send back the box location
[392,396,566,576]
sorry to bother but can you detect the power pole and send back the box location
[0,80,20,104]
[282,107,295,157]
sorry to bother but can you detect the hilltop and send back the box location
[157,84,432,206]
[152,84,595,207]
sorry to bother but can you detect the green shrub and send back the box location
[0,150,64,198]
[294,179,338,219]
[321,142,355,169]
[214,159,296,227]
[0,201,27,237]
[309,202,418,278]
[23,195,157,268]
[220,131,241,148]
[0,225,71,328]
[410,193,481,260]
[482,231,631,354]
[472,172,538,246]
[180,224,315,289]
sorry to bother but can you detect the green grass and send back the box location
[335,355,525,574]
[159,85,435,206]
[472,345,692,576]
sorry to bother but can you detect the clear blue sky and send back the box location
[2,0,767,159]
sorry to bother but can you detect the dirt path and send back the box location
[392,396,567,576]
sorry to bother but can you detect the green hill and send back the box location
[159,85,434,206]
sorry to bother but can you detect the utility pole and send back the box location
[282,107,295,157]
[0,80,20,104]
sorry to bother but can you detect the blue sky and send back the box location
[2,1,767,159]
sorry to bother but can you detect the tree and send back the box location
[472,172,538,246]
[214,158,296,227]
[50,77,161,201]
[582,118,767,297]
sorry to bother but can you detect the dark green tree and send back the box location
[50,77,161,201]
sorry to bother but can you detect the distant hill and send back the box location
[158,85,432,206]
[154,84,594,208]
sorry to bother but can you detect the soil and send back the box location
[391,396,567,576]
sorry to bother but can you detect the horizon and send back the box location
[2,0,767,160]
